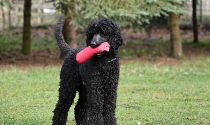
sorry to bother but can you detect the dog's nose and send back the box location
[90,34,107,48]
[90,34,101,47]
[90,41,97,47]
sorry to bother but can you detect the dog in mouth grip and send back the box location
[52,14,123,125]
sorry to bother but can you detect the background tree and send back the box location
[0,0,11,30]
[169,12,183,58]
[54,0,185,58]
[70,0,184,29]
[8,0,11,29]
[0,0,5,30]
[54,0,77,59]
[22,0,32,55]
[192,0,198,43]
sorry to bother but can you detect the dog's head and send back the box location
[86,18,123,57]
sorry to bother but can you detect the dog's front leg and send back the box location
[87,82,104,125]
[103,65,119,125]
[103,81,117,125]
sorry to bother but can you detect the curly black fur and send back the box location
[52,14,123,125]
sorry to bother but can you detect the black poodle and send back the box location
[52,14,123,125]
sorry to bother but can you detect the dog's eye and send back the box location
[100,34,109,39]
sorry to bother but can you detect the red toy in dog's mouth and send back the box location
[76,42,110,64]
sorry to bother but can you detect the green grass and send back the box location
[183,38,210,49]
[1,59,210,125]
[118,59,210,125]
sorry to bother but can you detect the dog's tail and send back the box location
[54,14,72,55]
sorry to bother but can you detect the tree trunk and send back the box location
[59,7,77,59]
[22,0,31,55]
[192,0,198,43]
[169,12,183,59]
[1,3,5,30]
[8,3,12,29]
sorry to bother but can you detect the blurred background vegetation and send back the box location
[0,0,210,64]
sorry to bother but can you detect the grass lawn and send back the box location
[0,58,210,125]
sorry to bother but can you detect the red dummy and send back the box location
[76,42,110,64]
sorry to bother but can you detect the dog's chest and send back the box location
[79,61,113,85]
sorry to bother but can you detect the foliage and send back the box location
[183,38,210,49]
[53,0,75,15]
[0,0,11,29]
[0,29,57,56]
[1,58,210,124]
[53,0,185,29]
[0,0,10,8]
[119,40,170,59]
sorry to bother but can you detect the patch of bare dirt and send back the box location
[0,50,63,69]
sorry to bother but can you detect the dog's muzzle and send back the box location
[90,34,107,48]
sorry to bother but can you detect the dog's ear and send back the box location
[109,29,123,52]
[115,31,123,47]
